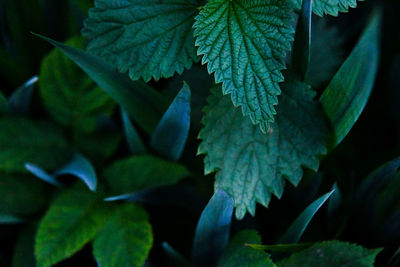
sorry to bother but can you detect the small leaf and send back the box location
[93,204,153,267]
[291,0,363,17]
[277,241,381,267]
[34,34,168,134]
[150,83,191,161]
[121,108,146,155]
[246,243,312,253]
[162,242,190,267]
[320,10,381,148]
[0,214,23,224]
[35,183,111,267]
[218,230,276,267]
[194,0,295,132]
[192,189,234,266]
[8,76,37,115]
[279,191,334,244]
[0,117,71,172]
[83,0,201,81]
[103,155,189,196]
[24,163,62,187]
[327,183,342,218]
[0,91,8,115]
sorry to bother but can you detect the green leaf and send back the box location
[39,37,115,133]
[194,0,295,133]
[0,117,71,172]
[199,78,328,219]
[291,0,363,17]
[0,174,47,216]
[121,108,146,155]
[320,10,381,148]
[35,183,111,267]
[151,83,191,161]
[35,34,168,134]
[192,189,234,266]
[218,230,276,267]
[0,91,8,116]
[12,224,37,267]
[246,243,312,253]
[279,191,334,244]
[103,155,189,196]
[276,241,381,267]
[83,0,201,81]
[93,204,153,267]
[8,76,37,115]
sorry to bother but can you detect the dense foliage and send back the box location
[0,0,399,266]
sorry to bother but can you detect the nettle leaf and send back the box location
[93,204,153,267]
[277,241,381,267]
[82,0,201,82]
[199,78,328,219]
[103,155,189,196]
[35,183,111,267]
[218,230,275,267]
[194,0,295,133]
[40,37,115,133]
[0,117,72,172]
[291,0,362,17]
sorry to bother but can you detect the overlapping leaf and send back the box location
[194,0,295,133]
[82,0,201,81]
[291,0,362,17]
[199,78,328,219]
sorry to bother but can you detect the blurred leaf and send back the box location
[8,76,37,115]
[103,155,189,196]
[25,163,62,187]
[192,189,234,266]
[121,108,146,155]
[93,204,153,267]
[12,224,37,267]
[0,173,47,216]
[218,230,275,267]
[279,191,334,244]
[320,10,381,148]
[276,241,381,266]
[0,214,23,224]
[35,34,168,134]
[0,91,8,115]
[291,0,312,81]
[327,183,342,218]
[162,242,190,267]
[151,83,191,161]
[0,117,71,172]
[35,183,111,267]
[39,37,115,133]
[246,243,312,253]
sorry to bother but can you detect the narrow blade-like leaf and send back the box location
[25,163,62,187]
[121,108,146,155]
[8,76,37,115]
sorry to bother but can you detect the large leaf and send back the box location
[291,0,363,17]
[277,241,381,266]
[192,189,234,266]
[39,37,115,133]
[36,34,168,134]
[0,117,71,172]
[218,230,275,267]
[93,204,153,267]
[82,0,201,81]
[194,0,295,133]
[103,155,189,196]
[320,10,381,148]
[199,78,328,219]
[35,184,111,267]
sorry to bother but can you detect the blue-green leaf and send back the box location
[34,34,168,134]
[192,189,234,266]
[24,163,62,187]
[279,191,334,244]
[194,0,295,132]
[12,224,37,267]
[151,83,191,161]
[320,10,381,148]
[8,76,37,115]
[0,214,23,224]
[290,0,363,17]
[121,108,146,155]
[0,91,8,115]
[162,242,190,267]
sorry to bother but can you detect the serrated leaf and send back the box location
[0,117,71,172]
[192,189,234,266]
[277,241,381,267]
[83,0,201,81]
[151,83,191,161]
[194,0,295,132]
[35,183,111,267]
[8,76,37,115]
[121,108,146,155]
[279,191,334,244]
[103,155,189,196]
[93,204,153,267]
[291,0,363,17]
[218,230,276,267]
[320,10,381,148]
[35,34,168,134]
[39,37,115,133]
[199,78,328,219]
